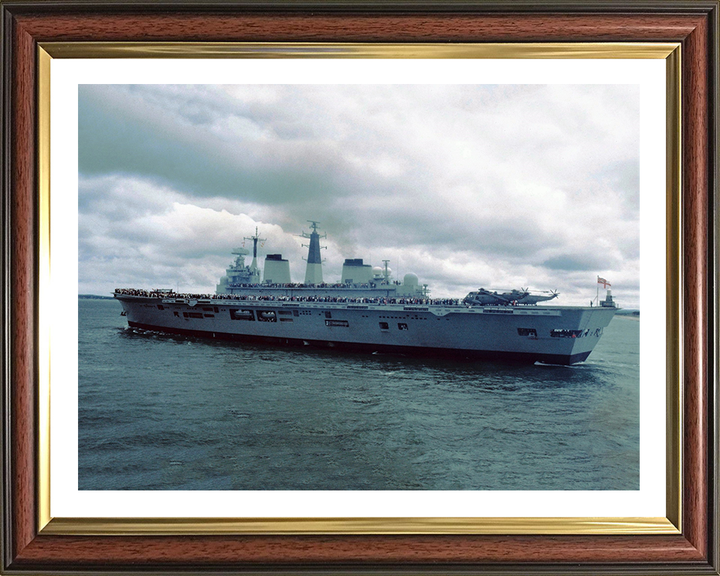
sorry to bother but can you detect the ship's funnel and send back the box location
[341,259,373,285]
[263,254,291,284]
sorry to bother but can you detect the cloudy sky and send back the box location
[79,83,639,307]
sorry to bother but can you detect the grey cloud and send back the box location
[79,86,389,209]
[542,254,616,272]
[364,213,563,259]
[594,160,640,215]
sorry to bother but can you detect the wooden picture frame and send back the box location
[2,1,718,573]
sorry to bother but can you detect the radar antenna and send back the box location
[244,227,266,272]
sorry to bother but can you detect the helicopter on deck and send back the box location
[463,287,559,306]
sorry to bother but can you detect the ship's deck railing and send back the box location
[114,288,462,307]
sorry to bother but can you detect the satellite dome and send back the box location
[372,266,383,277]
[403,273,419,286]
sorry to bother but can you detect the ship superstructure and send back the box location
[215,227,264,290]
[215,223,428,299]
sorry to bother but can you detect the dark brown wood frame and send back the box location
[1,1,718,573]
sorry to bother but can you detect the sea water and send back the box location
[78,298,639,490]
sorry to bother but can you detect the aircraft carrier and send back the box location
[114,222,617,365]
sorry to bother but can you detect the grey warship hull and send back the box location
[115,294,616,364]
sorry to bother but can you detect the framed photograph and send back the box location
[2,1,717,574]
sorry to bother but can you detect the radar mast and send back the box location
[244,227,266,272]
[382,259,391,283]
[301,220,327,285]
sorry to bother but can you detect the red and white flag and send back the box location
[597,276,611,289]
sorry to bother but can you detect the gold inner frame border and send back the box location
[36,41,682,536]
